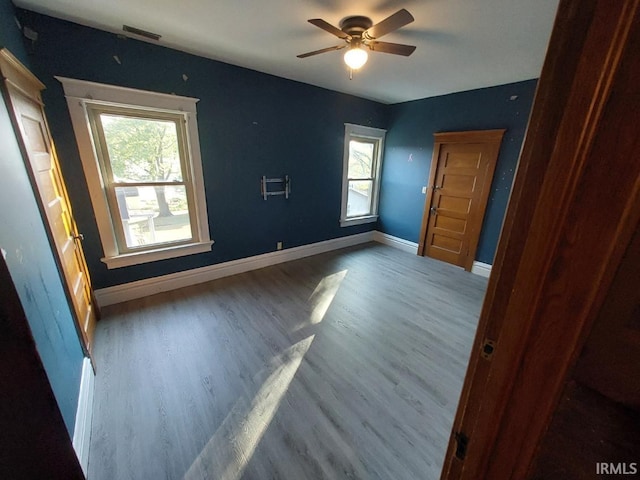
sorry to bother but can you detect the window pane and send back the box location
[348,140,374,179]
[347,180,373,217]
[115,185,191,248]
[101,114,183,183]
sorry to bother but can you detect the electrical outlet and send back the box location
[277,241,283,250]
[422,186,427,194]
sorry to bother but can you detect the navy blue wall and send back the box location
[1,0,28,61]
[17,11,388,289]
[14,9,536,284]
[379,80,537,264]
[1,0,84,435]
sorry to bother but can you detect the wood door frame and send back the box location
[0,48,96,358]
[417,129,505,271]
[441,0,640,478]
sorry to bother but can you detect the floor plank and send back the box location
[88,243,487,480]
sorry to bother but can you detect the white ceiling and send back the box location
[14,0,560,104]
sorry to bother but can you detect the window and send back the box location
[58,77,212,268]
[340,124,386,227]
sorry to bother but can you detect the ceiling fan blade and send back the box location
[364,9,414,40]
[297,45,346,59]
[308,19,350,39]
[368,41,416,56]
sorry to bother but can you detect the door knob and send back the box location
[72,233,84,241]
[430,207,437,215]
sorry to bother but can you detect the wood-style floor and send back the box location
[88,243,488,480]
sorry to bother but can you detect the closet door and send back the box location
[0,48,97,356]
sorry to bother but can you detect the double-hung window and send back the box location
[340,123,386,226]
[58,77,212,268]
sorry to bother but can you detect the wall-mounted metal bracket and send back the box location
[261,175,290,200]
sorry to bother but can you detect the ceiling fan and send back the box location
[297,9,416,73]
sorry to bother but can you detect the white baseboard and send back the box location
[373,231,493,278]
[372,231,419,254]
[73,357,94,476]
[94,230,492,307]
[95,231,374,307]
[471,261,492,278]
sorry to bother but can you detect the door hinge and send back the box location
[481,338,495,360]
[455,431,469,460]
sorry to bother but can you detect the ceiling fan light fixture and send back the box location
[344,46,368,70]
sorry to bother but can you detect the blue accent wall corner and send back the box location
[378,80,537,264]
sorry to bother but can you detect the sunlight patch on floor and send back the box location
[182,335,314,480]
[183,270,348,479]
[307,269,347,326]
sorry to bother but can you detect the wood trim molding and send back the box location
[95,232,375,306]
[96,230,487,307]
[372,231,419,254]
[470,261,492,278]
[57,76,211,270]
[95,231,428,307]
[340,124,386,226]
[0,48,45,104]
[55,76,199,111]
[441,1,640,478]
[72,357,94,476]
[432,129,506,144]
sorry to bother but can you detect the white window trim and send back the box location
[340,123,386,227]
[56,77,212,269]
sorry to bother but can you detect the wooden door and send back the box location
[440,0,640,478]
[0,49,96,356]
[418,130,504,271]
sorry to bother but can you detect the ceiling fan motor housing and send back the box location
[339,16,373,38]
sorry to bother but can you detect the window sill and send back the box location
[340,215,378,227]
[101,240,214,269]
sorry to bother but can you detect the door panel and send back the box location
[445,151,482,169]
[438,195,471,215]
[0,49,96,356]
[419,131,504,271]
[434,215,466,234]
[441,172,477,193]
[22,114,48,156]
